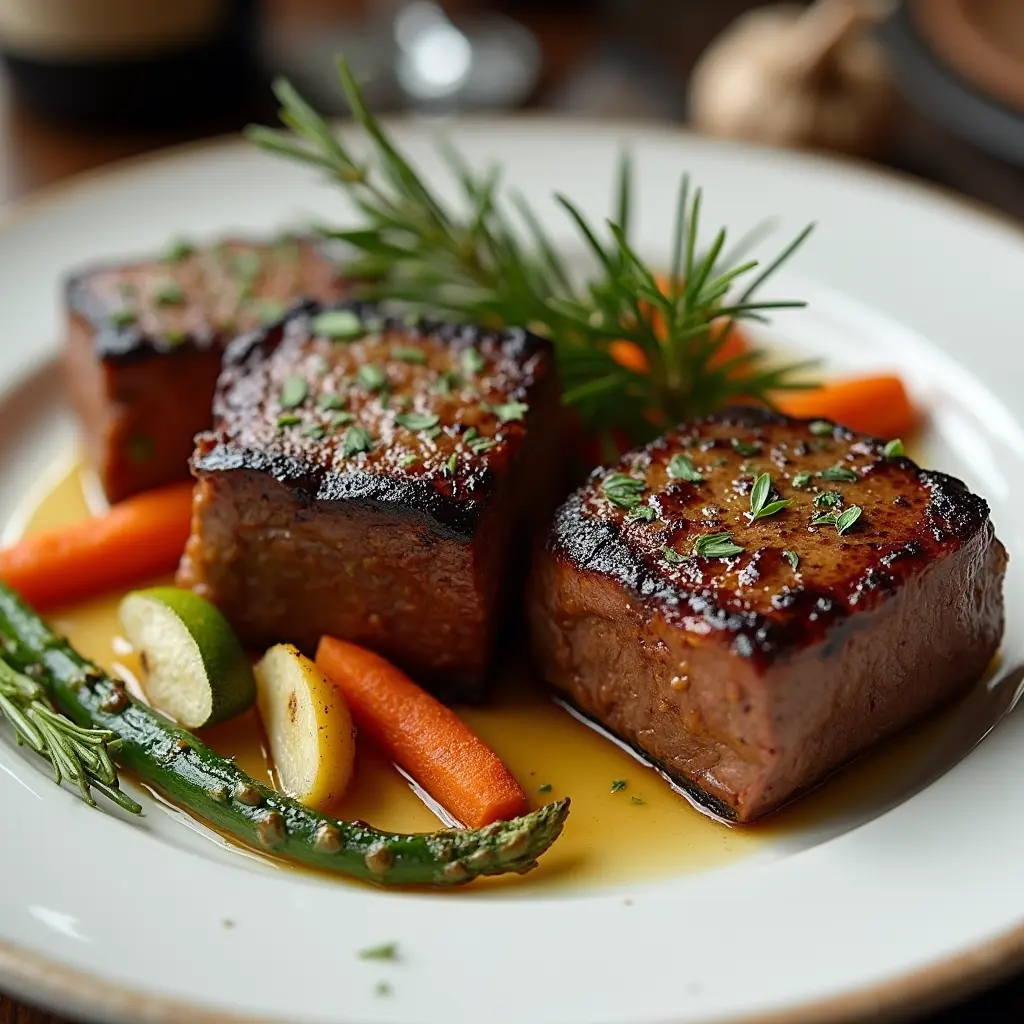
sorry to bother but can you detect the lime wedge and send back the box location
[119,587,255,728]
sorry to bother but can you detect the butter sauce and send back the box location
[17,459,1011,893]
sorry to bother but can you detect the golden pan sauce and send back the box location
[16,460,975,893]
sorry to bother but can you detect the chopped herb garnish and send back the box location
[279,375,308,409]
[331,411,355,428]
[358,943,398,961]
[748,472,793,522]
[304,424,326,440]
[232,250,262,280]
[819,463,858,483]
[460,348,486,376]
[783,550,799,571]
[809,420,833,436]
[164,329,187,347]
[434,370,461,395]
[625,505,656,523]
[602,473,645,510]
[317,392,345,411]
[126,434,154,464]
[811,505,862,534]
[257,299,286,323]
[836,505,863,535]
[883,438,905,458]
[341,425,373,456]
[468,436,497,455]
[660,545,688,564]
[463,427,478,442]
[493,401,528,423]
[399,454,419,468]
[538,784,552,794]
[277,414,302,429]
[163,238,196,262]
[713,456,729,467]
[392,346,427,363]
[109,308,137,327]
[375,981,393,997]
[813,490,842,508]
[153,281,184,306]
[630,796,646,805]
[313,309,364,339]
[422,425,442,439]
[792,471,814,489]
[395,411,439,431]
[118,281,137,298]
[357,364,387,392]
[610,779,627,793]
[692,532,744,558]
[238,280,255,302]
[667,454,702,483]
[731,438,760,457]
[444,453,458,475]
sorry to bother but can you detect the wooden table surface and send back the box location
[3,1,1024,1022]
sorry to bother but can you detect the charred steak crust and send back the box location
[64,235,346,362]
[192,299,553,540]
[64,236,350,503]
[547,406,990,668]
[180,299,560,694]
[529,406,1006,821]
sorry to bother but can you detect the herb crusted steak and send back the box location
[64,236,349,503]
[528,407,1006,821]
[177,300,560,697]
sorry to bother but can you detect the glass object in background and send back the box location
[0,0,262,127]
[266,0,540,114]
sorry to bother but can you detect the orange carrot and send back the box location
[609,339,649,374]
[0,481,195,610]
[773,375,917,440]
[315,636,527,827]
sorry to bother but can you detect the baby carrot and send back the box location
[773,375,917,440]
[315,637,528,828]
[0,481,194,610]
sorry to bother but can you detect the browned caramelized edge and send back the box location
[192,299,556,543]
[63,234,341,364]
[546,406,992,668]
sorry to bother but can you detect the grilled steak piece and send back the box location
[528,407,1006,822]
[177,300,561,697]
[64,236,349,503]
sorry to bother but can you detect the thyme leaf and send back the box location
[667,454,702,483]
[692,532,744,558]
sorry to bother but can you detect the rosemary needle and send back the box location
[0,658,140,813]
[246,58,817,446]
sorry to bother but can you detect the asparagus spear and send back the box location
[0,582,569,885]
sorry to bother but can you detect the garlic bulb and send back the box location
[689,0,894,158]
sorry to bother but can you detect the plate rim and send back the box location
[2,119,1024,1024]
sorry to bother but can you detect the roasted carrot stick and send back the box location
[316,637,528,828]
[773,375,917,440]
[0,481,194,610]
[609,323,750,376]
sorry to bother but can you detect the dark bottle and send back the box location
[0,0,262,128]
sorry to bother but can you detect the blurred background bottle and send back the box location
[0,0,262,128]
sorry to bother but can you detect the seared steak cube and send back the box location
[64,236,349,503]
[528,407,1006,821]
[177,301,560,696]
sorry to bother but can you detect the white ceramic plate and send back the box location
[1,119,1024,1024]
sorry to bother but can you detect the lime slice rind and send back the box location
[119,587,255,729]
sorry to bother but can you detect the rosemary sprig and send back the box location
[246,59,818,445]
[0,658,140,813]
